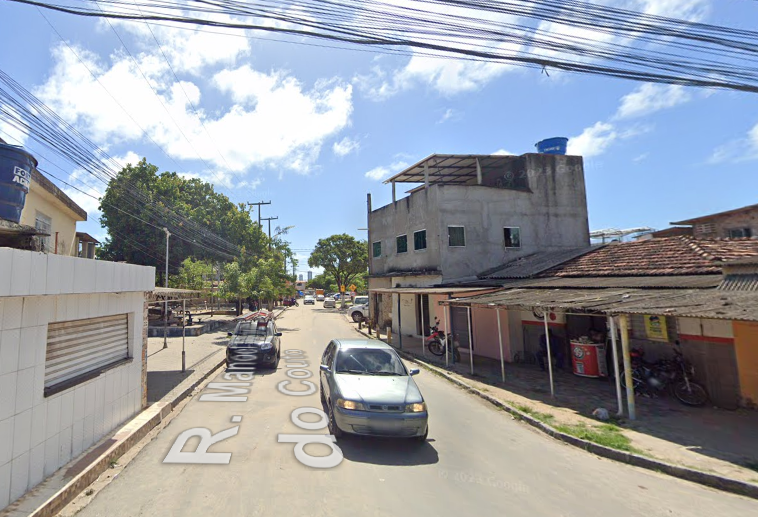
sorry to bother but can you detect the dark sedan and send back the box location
[226,318,282,369]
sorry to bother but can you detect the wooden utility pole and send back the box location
[261,216,278,249]
[247,201,271,227]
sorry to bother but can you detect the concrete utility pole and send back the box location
[163,228,170,349]
[262,216,279,249]
[247,201,271,227]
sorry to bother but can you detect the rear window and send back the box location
[234,322,269,336]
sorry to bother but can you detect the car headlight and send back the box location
[405,402,426,413]
[259,342,273,350]
[336,399,365,410]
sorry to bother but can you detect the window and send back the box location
[372,241,382,258]
[414,229,427,251]
[396,234,408,254]
[448,226,465,247]
[728,228,752,238]
[45,314,130,396]
[35,211,52,252]
[503,227,521,248]
[695,223,716,235]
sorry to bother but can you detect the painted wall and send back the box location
[733,321,758,408]
[19,180,85,256]
[0,248,154,510]
[471,308,511,361]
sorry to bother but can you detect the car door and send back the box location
[320,341,336,402]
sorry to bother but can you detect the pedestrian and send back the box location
[537,330,565,371]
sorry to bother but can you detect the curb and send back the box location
[351,326,758,501]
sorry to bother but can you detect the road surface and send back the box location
[73,304,758,517]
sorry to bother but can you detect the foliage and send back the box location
[307,234,368,297]
[170,258,214,291]
[307,272,337,292]
[98,158,267,274]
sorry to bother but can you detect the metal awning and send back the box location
[383,154,519,185]
[369,287,494,295]
[440,287,758,321]
[147,287,205,302]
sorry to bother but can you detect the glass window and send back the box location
[35,211,52,252]
[504,227,521,248]
[396,234,408,254]
[234,321,268,337]
[372,241,382,258]
[414,230,427,250]
[728,228,752,238]
[448,226,465,247]
[334,348,406,375]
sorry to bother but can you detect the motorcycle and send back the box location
[620,345,708,406]
[425,317,461,362]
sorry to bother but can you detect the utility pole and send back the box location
[247,201,271,227]
[261,216,278,249]
[163,228,170,349]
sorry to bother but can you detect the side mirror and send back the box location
[227,332,233,338]
[320,364,330,372]
[275,332,283,337]
[409,368,420,376]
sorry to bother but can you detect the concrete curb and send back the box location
[19,308,279,517]
[351,326,758,501]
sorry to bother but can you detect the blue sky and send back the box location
[1,0,758,277]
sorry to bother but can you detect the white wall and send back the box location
[0,248,154,510]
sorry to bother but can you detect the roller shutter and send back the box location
[45,314,129,390]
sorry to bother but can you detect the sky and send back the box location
[1,0,758,278]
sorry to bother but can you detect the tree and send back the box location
[219,262,244,316]
[171,258,213,291]
[308,234,368,306]
[308,272,337,292]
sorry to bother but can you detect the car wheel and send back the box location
[351,311,364,323]
[327,403,343,438]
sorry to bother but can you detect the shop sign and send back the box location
[644,315,669,341]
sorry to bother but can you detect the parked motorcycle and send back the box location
[620,344,708,407]
[425,317,461,362]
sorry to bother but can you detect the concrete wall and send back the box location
[691,208,758,238]
[0,248,154,510]
[19,180,85,257]
[368,154,590,282]
[733,321,758,408]
[471,308,511,361]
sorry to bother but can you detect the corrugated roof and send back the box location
[539,236,758,277]
[441,288,758,322]
[368,287,494,295]
[718,274,758,291]
[478,246,603,279]
[500,275,723,289]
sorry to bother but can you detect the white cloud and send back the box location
[633,152,649,162]
[568,122,619,158]
[364,160,410,181]
[333,136,360,156]
[709,125,758,164]
[615,84,692,119]
[35,44,354,185]
[492,149,515,155]
[438,108,459,124]
[0,105,29,146]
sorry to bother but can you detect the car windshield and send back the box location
[234,322,269,336]
[334,348,406,376]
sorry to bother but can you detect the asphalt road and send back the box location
[74,304,758,517]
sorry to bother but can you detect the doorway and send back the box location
[451,306,472,349]
[417,294,430,336]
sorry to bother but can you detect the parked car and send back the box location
[319,339,428,442]
[323,297,336,308]
[316,294,325,302]
[303,295,315,305]
[226,317,282,369]
[350,303,368,323]
[351,296,369,307]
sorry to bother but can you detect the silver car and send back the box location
[319,339,428,442]
[323,297,336,308]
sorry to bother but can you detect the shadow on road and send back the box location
[337,435,439,466]
[225,365,279,377]
[147,369,196,404]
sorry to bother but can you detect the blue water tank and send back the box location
[535,137,568,155]
[0,143,36,224]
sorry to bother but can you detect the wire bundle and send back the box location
[10,0,758,92]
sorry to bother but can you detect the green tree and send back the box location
[308,234,368,307]
[308,272,337,292]
[171,258,214,291]
[219,262,244,316]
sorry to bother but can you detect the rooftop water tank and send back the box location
[535,137,568,155]
[0,143,36,224]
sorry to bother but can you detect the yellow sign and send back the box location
[644,315,669,341]
[340,285,346,292]
[349,284,356,292]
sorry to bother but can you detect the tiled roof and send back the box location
[539,236,758,277]
[477,246,600,279]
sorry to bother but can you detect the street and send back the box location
[72,304,758,517]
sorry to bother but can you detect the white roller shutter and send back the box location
[45,314,129,391]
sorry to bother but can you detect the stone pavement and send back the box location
[346,314,758,485]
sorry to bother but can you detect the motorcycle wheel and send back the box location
[672,381,708,406]
[427,339,445,356]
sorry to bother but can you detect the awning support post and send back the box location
[181,299,186,373]
[496,308,505,383]
[467,306,474,375]
[475,158,482,185]
[397,293,402,350]
[424,162,429,189]
[608,315,623,416]
[392,181,396,203]
[619,314,636,420]
[420,294,425,356]
[444,301,450,368]
[543,312,555,398]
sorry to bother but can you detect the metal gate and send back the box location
[45,314,129,391]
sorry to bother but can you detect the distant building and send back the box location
[668,203,758,239]
[307,271,313,281]
[298,274,303,281]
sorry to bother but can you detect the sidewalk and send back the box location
[347,315,758,488]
